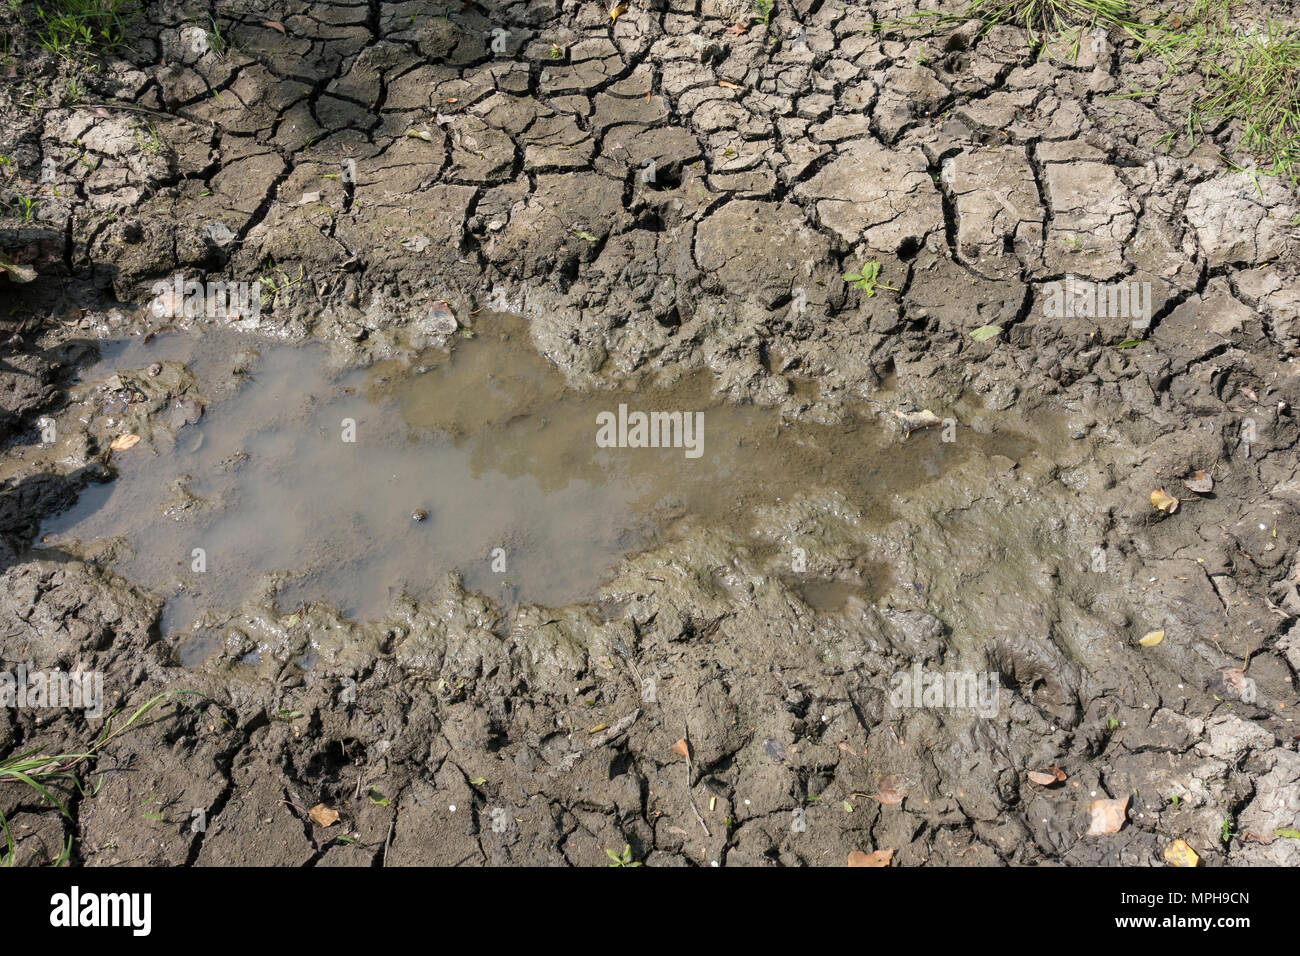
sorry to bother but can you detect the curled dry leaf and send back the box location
[1027,766,1067,786]
[608,3,627,20]
[847,848,894,867]
[1183,470,1213,494]
[671,737,690,758]
[876,774,906,805]
[109,433,142,452]
[1138,629,1165,647]
[308,803,339,827]
[261,20,287,35]
[1150,489,1179,513]
[1087,795,1129,835]
[718,80,743,90]
[726,22,748,34]
[1163,839,1199,867]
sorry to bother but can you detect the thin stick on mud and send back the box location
[682,722,710,839]
[382,816,395,867]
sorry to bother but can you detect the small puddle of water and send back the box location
[39,316,1038,654]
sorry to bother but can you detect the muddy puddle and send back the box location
[38,316,1046,659]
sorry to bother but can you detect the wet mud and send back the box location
[1,0,1298,867]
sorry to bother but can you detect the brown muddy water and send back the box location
[38,316,1042,660]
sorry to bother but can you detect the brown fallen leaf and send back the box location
[1137,629,1165,647]
[261,20,287,35]
[608,3,628,21]
[1240,386,1259,403]
[1087,795,1129,835]
[726,22,748,34]
[308,803,339,827]
[876,774,906,805]
[718,80,743,90]
[1183,470,1213,494]
[848,848,894,867]
[671,737,690,758]
[1150,488,1179,513]
[1027,765,1067,786]
[109,433,142,452]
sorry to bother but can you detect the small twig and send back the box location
[682,721,711,839]
[382,816,395,867]
[28,98,214,129]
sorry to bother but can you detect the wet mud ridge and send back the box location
[1,0,1299,866]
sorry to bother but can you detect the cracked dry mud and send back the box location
[2,0,1300,867]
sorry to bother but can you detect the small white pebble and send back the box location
[449,805,456,812]
[744,799,751,806]
[710,860,719,867]
[1259,523,1267,531]
[1090,791,1097,797]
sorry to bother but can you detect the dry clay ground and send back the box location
[1,0,1300,866]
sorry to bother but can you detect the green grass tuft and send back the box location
[29,0,135,56]
[1149,7,1300,186]
[0,690,203,866]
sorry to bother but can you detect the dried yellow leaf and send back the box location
[1163,839,1199,867]
[308,803,339,827]
[109,433,141,451]
[1151,489,1179,513]
[1138,630,1165,647]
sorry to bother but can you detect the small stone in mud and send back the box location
[424,302,457,336]
[201,222,236,247]
[411,509,428,522]
[147,363,162,377]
